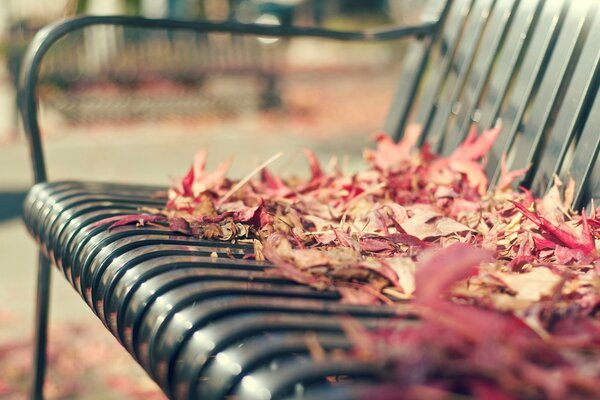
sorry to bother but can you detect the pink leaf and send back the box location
[303,148,324,181]
[415,243,494,305]
[498,153,528,190]
[512,201,596,254]
[364,127,421,172]
[450,124,501,162]
[168,217,191,235]
[92,214,166,229]
[359,235,397,253]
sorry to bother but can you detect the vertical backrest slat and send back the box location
[474,0,543,133]
[439,0,519,155]
[484,0,568,180]
[572,89,600,209]
[530,6,600,199]
[408,0,476,145]
[425,0,497,154]
[504,1,596,190]
[386,0,450,140]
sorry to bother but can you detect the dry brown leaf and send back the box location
[493,267,562,302]
[402,210,474,239]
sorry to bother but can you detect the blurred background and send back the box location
[0,0,424,398]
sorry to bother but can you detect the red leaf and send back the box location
[415,243,494,305]
[497,153,528,190]
[364,127,421,172]
[511,201,596,254]
[171,150,232,199]
[384,232,432,249]
[260,168,293,197]
[303,148,324,181]
[233,204,268,228]
[450,124,501,162]
[359,235,397,253]
[92,214,166,229]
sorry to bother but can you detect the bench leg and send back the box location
[32,251,51,400]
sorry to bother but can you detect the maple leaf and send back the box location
[401,210,473,240]
[415,243,494,305]
[450,124,501,162]
[260,168,292,197]
[303,148,324,181]
[427,125,501,194]
[262,234,331,289]
[93,214,166,229]
[169,150,232,200]
[511,201,595,254]
[363,124,422,172]
[497,153,529,190]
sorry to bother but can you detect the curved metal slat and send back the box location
[410,0,477,144]
[230,359,382,400]
[427,0,496,153]
[532,6,600,202]
[505,0,597,191]
[171,315,387,399]
[199,333,352,400]
[485,0,568,181]
[572,90,600,209]
[475,0,544,152]
[440,0,519,154]
[387,0,452,140]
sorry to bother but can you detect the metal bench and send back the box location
[20,0,600,399]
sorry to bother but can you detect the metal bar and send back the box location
[385,0,455,141]
[507,1,596,191]
[571,88,600,209]
[428,0,497,154]
[532,5,600,197]
[32,251,51,400]
[411,0,477,146]
[485,0,568,184]
[440,0,519,154]
[18,16,438,185]
[476,0,544,178]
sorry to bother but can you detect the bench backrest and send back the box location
[20,1,599,209]
[386,0,599,208]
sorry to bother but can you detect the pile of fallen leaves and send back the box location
[110,125,600,399]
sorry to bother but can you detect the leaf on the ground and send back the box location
[492,267,562,302]
[402,210,473,239]
[415,243,494,304]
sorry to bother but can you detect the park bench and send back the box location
[20,0,600,398]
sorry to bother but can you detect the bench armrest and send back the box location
[19,15,439,184]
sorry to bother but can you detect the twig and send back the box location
[218,152,283,205]
[346,182,387,207]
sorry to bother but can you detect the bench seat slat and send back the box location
[23,182,399,399]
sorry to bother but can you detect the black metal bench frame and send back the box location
[19,0,600,398]
[19,10,444,400]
